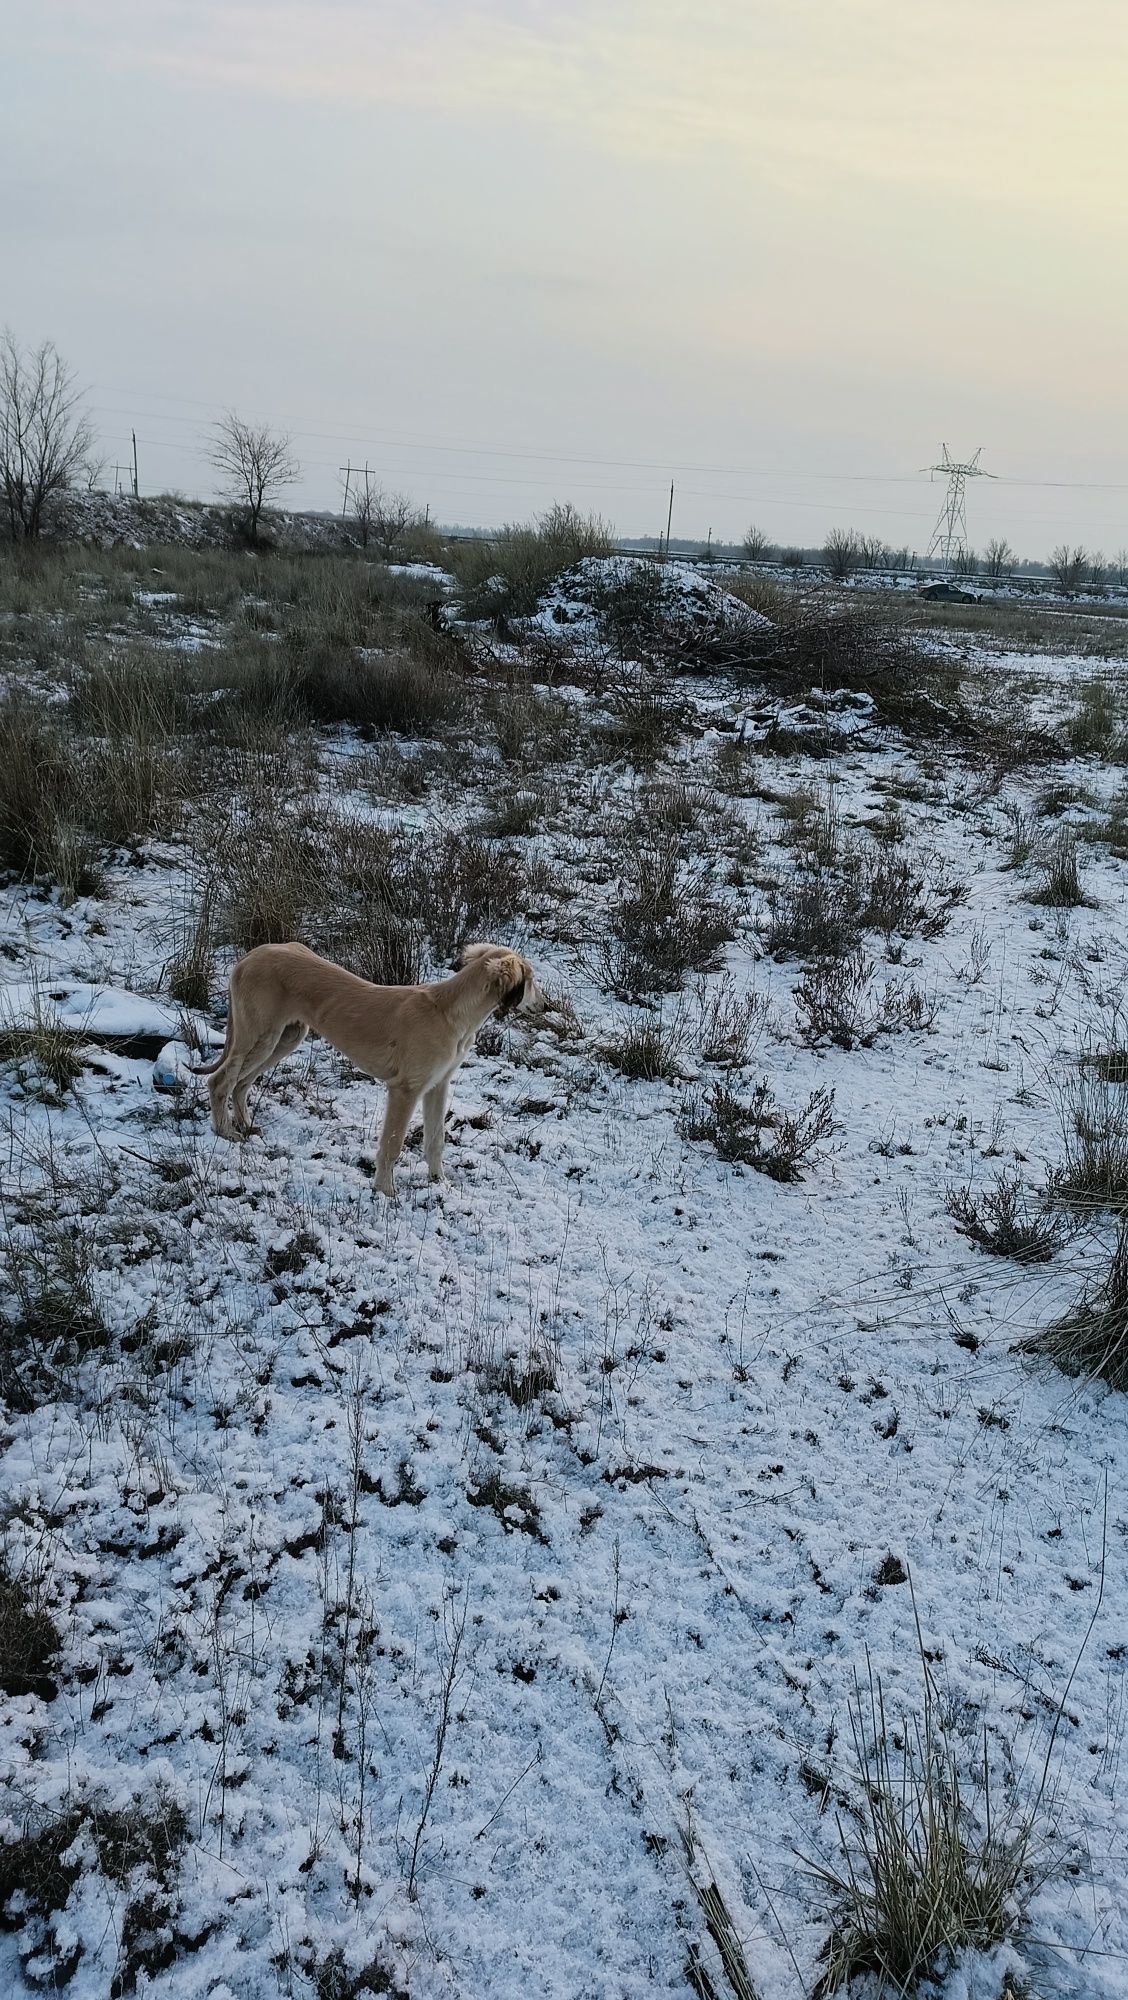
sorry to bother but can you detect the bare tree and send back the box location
[953,545,980,577]
[857,533,893,572]
[741,524,773,563]
[983,537,1013,580]
[1088,551,1108,595]
[823,528,860,580]
[208,412,298,543]
[0,331,95,541]
[1114,548,1128,588]
[1050,544,1088,596]
[370,488,415,560]
[347,469,428,560]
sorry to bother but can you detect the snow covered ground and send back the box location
[2,567,1128,2000]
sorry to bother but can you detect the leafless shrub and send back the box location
[859,533,894,572]
[983,538,1013,580]
[403,831,529,964]
[603,672,687,763]
[451,503,614,620]
[586,555,673,660]
[795,955,936,1049]
[216,808,527,979]
[680,1078,836,1182]
[695,976,769,1068]
[766,868,863,960]
[1,331,94,541]
[1024,1222,1128,1389]
[766,825,964,961]
[767,601,962,736]
[406,1588,470,1899]
[808,1650,1047,1996]
[946,1169,1063,1262]
[603,831,734,996]
[583,557,771,671]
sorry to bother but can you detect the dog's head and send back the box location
[460,942,539,1017]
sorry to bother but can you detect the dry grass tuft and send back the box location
[808,1650,1045,1996]
[1023,1223,1128,1389]
[602,1008,690,1082]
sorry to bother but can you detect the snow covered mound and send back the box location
[0,979,214,1053]
[44,489,352,554]
[533,555,774,659]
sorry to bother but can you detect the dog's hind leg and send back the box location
[231,1022,307,1135]
[422,1074,454,1184]
[374,1084,419,1200]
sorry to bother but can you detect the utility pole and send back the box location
[340,462,352,518]
[131,428,139,499]
[663,480,674,559]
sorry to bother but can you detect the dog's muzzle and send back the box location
[498,976,528,1017]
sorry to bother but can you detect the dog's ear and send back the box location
[484,949,527,1016]
[459,941,495,968]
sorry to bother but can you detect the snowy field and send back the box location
[2,549,1128,2000]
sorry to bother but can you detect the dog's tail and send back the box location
[188,1015,231,1077]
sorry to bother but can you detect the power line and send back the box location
[88,398,1128,497]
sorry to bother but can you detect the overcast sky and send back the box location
[8,1,1127,556]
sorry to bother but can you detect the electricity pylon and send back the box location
[923,445,994,570]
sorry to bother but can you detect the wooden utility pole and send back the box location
[340,462,353,517]
[131,429,139,498]
[664,480,674,559]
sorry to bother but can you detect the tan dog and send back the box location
[191,941,537,1198]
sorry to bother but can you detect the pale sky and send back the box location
[7,1,1128,557]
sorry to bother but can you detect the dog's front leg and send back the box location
[422,1075,453,1184]
[374,1084,418,1199]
